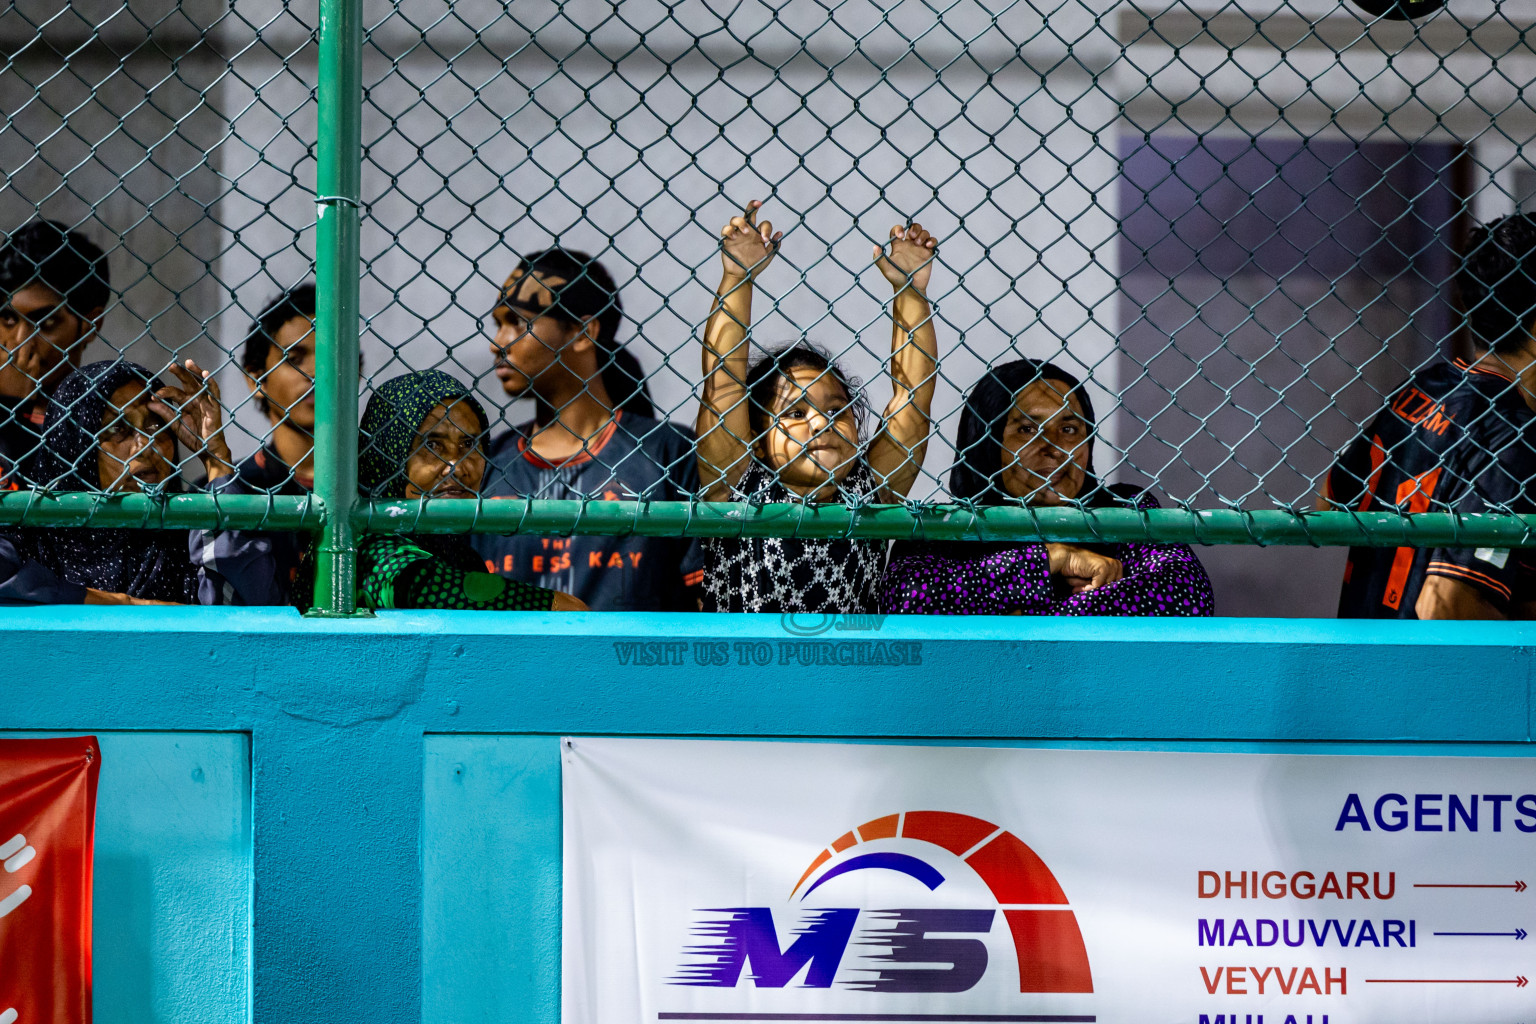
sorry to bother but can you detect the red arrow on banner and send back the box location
[1414,881,1527,891]
[1366,976,1528,987]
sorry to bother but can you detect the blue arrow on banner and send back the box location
[1432,929,1527,940]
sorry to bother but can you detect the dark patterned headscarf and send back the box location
[33,360,168,490]
[358,370,489,499]
[293,371,493,611]
[949,358,1117,507]
[8,360,202,602]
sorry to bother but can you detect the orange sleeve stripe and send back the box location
[1426,561,1512,601]
[1457,358,1516,382]
[683,570,704,587]
[1358,434,1387,514]
[1427,561,1506,590]
[1382,466,1444,609]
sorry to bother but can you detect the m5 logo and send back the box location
[670,811,1094,995]
[674,907,996,992]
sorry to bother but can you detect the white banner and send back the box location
[563,738,1536,1024]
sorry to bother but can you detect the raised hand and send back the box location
[874,222,938,295]
[720,200,783,281]
[701,199,784,497]
[150,359,233,481]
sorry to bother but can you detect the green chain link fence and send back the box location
[0,0,1532,615]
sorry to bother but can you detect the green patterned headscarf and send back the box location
[358,370,489,499]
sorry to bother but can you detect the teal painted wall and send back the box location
[2,607,1532,1022]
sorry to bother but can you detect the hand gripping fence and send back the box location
[0,0,1533,614]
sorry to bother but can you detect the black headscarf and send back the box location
[289,370,492,610]
[358,370,489,499]
[11,360,201,601]
[949,358,1123,507]
[34,360,166,489]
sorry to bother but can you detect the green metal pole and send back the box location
[312,0,363,616]
[354,499,1536,548]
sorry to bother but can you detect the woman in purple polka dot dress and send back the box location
[881,359,1214,616]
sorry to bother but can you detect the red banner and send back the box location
[0,737,100,1024]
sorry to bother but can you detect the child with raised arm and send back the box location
[696,200,939,613]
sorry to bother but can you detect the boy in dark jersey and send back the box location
[189,284,324,604]
[1327,213,1536,619]
[474,248,702,610]
[0,221,108,489]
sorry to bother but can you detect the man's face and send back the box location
[488,269,587,400]
[0,283,99,400]
[253,315,318,431]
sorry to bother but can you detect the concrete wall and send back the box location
[4,606,1536,1022]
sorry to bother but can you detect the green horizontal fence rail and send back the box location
[3,495,1534,551]
[350,504,1536,548]
[0,494,319,530]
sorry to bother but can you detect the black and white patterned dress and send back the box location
[701,461,886,613]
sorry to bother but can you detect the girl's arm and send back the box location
[696,200,782,500]
[866,223,939,501]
